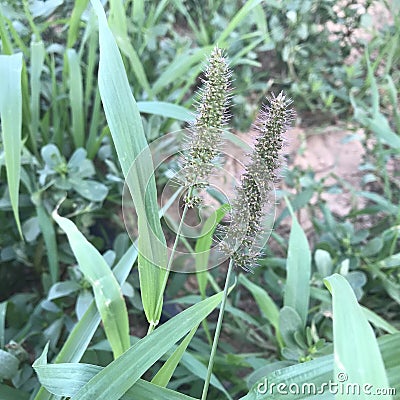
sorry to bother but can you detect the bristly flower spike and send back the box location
[180,46,232,207]
[220,92,294,272]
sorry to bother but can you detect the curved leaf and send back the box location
[53,210,130,359]
[90,0,167,328]
[324,274,391,399]
[0,53,23,237]
[70,291,223,400]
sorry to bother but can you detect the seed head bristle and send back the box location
[220,92,294,272]
[180,47,232,206]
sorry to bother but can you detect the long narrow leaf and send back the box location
[283,199,311,327]
[67,0,90,48]
[324,274,391,399]
[137,101,194,122]
[34,176,184,399]
[242,333,400,399]
[0,53,23,238]
[34,345,197,400]
[90,0,168,327]
[0,301,6,349]
[216,0,263,44]
[36,203,59,284]
[151,326,198,387]
[361,306,399,334]
[52,210,130,359]
[33,245,138,400]
[239,275,280,335]
[152,46,213,96]
[67,49,85,148]
[108,0,153,97]
[195,204,230,296]
[34,185,176,400]
[70,291,223,400]
[30,40,44,152]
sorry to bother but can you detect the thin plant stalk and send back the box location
[201,258,234,400]
[147,188,192,335]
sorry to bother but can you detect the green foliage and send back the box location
[262,0,371,113]
[0,53,23,237]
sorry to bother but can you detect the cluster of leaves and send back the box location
[260,0,374,114]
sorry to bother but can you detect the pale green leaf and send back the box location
[0,53,23,237]
[151,326,198,387]
[90,0,168,327]
[283,200,311,327]
[137,101,194,122]
[52,210,130,359]
[324,274,391,399]
[70,291,223,400]
[67,49,85,148]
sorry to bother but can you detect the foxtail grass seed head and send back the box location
[220,92,294,272]
[180,46,232,207]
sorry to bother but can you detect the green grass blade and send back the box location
[195,204,230,297]
[33,245,138,400]
[52,210,130,359]
[180,351,232,399]
[239,274,280,335]
[36,202,59,284]
[362,306,399,334]
[56,244,137,364]
[243,355,334,400]
[0,301,6,349]
[116,38,153,98]
[0,53,23,238]
[283,198,311,327]
[152,46,213,96]
[90,0,167,327]
[3,15,28,56]
[34,345,197,400]
[243,333,400,399]
[30,40,45,151]
[108,0,153,97]
[151,326,198,387]
[324,274,391,399]
[368,113,400,150]
[82,17,98,124]
[366,49,379,118]
[67,0,90,48]
[386,74,400,132]
[136,101,194,122]
[70,291,223,400]
[216,0,262,44]
[67,49,85,148]
[49,55,62,147]
[0,9,13,54]
[86,89,102,158]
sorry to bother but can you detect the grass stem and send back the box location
[147,188,192,335]
[201,258,234,400]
